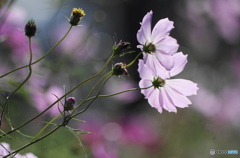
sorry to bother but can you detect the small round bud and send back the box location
[112,62,129,77]
[64,97,76,111]
[112,40,130,56]
[69,8,86,26]
[25,20,37,38]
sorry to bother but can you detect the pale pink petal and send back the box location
[152,18,174,43]
[137,11,152,44]
[137,27,146,45]
[161,88,177,113]
[138,59,153,80]
[155,36,179,55]
[164,83,191,108]
[143,54,170,79]
[154,53,174,71]
[166,79,199,96]
[137,45,143,49]
[148,89,163,113]
[139,80,154,97]
[170,52,188,77]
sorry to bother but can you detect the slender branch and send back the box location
[0,25,73,79]
[126,52,142,67]
[87,85,152,101]
[0,37,33,127]
[70,74,113,118]
[3,126,61,158]
[1,54,114,136]
[72,71,112,114]
[31,113,62,142]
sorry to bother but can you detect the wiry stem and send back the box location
[1,55,114,137]
[0,37,33,127]
[0,25,73,79]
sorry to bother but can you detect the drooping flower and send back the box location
[137,10,179,71]
[138,52,198,113]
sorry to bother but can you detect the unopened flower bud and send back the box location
[112,62,129,77]
[112,40,130,56]
[69,8,86,26]
[25,20,36,38]
[64,97,76,111]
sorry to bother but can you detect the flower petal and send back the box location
[154,53,174,71]
[170,52,188,77]
[161,88,177,113]
[166,79,199,96]
[155,36,179,55]
[139,79,153,97]
[143,54,170,79]
[137,11,152,45]
[138,59,153,80]
[164,82,191,108]
[152,18,174,43]
[148,89,163,113]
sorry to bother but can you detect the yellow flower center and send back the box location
[72,8,86,17]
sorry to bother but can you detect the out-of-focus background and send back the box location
[0,0,240,157]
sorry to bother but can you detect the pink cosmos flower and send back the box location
[137,10,179,71]
[138,52,198,113]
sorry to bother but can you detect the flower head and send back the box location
[112,40,130,56]
[112,62,129,77]
[69,8,86,26]
[137,11,179,71]
[25,19,37,38]
[138,52,198,113]
[64,97,76,111]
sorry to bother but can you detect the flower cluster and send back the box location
[137,11,198,113]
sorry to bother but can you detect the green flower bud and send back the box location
[112,62,129,77]
[64,97,76,111]
[112,40,130,56]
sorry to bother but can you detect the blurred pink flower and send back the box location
[31,85,64,116]
[81,119,119,158]
[137,10,179,71]
[183,0,240,43]
[0,142,37,158]
[138,52,198,113]
[208,0,240,43]
[81,115,161,157]
[193,85,240,127]
[0,7,29,59]
[120,115,160,149]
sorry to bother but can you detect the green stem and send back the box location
[126,52,142,67]
[1,54,114,136]
[0,25,73,79]
[0,37,33,127]
[70,74,113,118]
[3,126,61,158]
[72,71,112,114]
[86,85,153,102]
[31,113,62,142]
